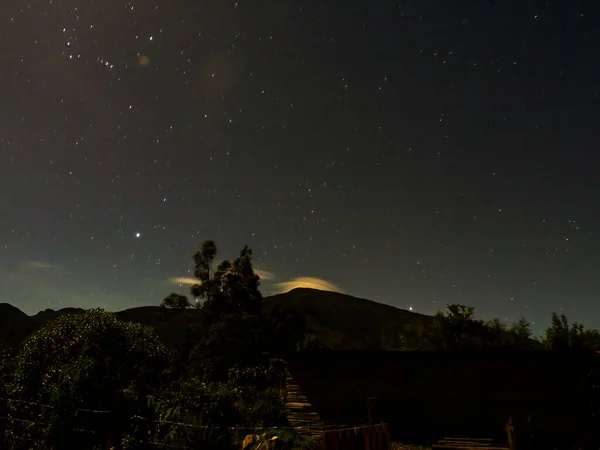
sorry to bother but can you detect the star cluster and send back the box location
[0,0,599,332]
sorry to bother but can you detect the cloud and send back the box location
[169,277,198,286]
[254,269,275,281]
[168,268,275,287]
[168,272,341,296]
[272,277,344,294]
[23,261,61,271]
[2,260,62,275]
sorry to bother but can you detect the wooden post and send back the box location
[367,397,379,424]
[505,416,515,450]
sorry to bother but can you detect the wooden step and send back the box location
[285,377,323,437]
[434,437,507,450]
[433,447,508,450]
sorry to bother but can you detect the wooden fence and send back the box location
[321,423,391,450]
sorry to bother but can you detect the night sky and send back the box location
[1,0,599,332]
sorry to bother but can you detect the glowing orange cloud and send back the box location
[254,269,274,280]
[169,277,197,286]
[168,268,274,287]
[273,277,344,294]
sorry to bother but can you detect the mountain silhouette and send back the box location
[0,288,425,350]
[0,303,38,348]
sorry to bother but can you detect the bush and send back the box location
[6,309,168,449]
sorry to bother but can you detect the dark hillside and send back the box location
[1,288,522,351]
[0,303,38,349]
[31,307,85,325]
[0,288,430,351]
[115,306,205,348]
[265,288,432,349]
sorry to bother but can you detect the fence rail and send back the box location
[1,396,392,450]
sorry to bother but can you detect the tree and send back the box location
[161,293,191,309]
[481,318,513,348]
[429,304,487,350]
[504,317,542,350]
[581,328,600,352]
[297,333,328,351]
[7,309,169,450]
[544,312,571,351]
[381,321,431,351]
[170,240,270,383]
[485,317,506,332]
[228,245,263,315]
[544,313,600,352]
[190,240,262,316]
[176,240,306,385]
[191,240,219,305]
[569,321,586,350]
[510,317,533,340]
[445,304,477,324]
[261,306,308,353]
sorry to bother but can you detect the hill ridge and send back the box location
[1,288,430,350]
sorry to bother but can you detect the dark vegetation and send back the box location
[0,240,599,449]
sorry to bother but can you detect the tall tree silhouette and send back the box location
[544,312,571,351]
[191,240,219,305]
[510,317,533,340]
[190,241,262,315]
[544,313,600,352]
[430,304,487,350]
[181,241,270,381]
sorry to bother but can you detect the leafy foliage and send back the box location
[142,242,295,449]
[0,343,14,441]
[6,309,168,449]
[262,307,308,353]
[382,322,431,351]
[3,239,600,449]
[178,241,305,383]
[161,293,192,309]
[190,241,262,316]
[297,333,328,351]
[544,312,600,351]
[383,304,541,351]
[147,360,287,449]
[509,317,533,341]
